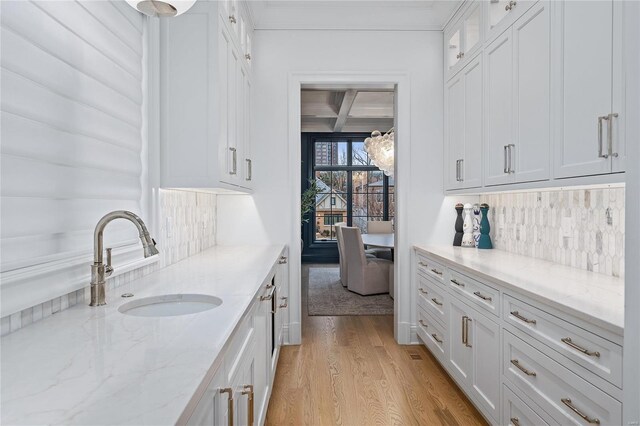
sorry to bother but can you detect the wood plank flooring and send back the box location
[265,265,487,426]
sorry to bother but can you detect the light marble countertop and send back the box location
[1,245,285,425]
[414,245,624,336]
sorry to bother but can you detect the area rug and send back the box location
[307,267,393,316]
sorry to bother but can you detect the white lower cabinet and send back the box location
[448,298,500,423]
[414,249,623,426]
[185,249,288,425]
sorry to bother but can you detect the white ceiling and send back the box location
[247,0,463,31]
[301,88,394,133]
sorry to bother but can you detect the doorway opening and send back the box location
[299,85,396,318]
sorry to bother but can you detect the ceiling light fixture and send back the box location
[364,128,395,177]
[126,0,196,17]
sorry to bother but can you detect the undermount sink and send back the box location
[118,294,223,317]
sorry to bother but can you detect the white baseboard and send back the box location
[286,321,301,345]
[397,320,414,344]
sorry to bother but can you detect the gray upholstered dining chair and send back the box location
[336,223,375,287]
[366,220,394,261]
[341,227,392,296]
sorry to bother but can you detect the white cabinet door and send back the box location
[511,1,550,183]
[448,299,472,384]
[484,29,515,186]
[187,367,230,426]
[554,1,614,178]
[461,55,483,189]
[242,68,253,186]
[610,0,625,173]
[463,3,482,59]
[468,307,501,422]
[253,286,271,426]
[446,26,463,76]
[445,73,464,190]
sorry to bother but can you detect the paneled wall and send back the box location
[1,189,218,336]
[482,187,625,278]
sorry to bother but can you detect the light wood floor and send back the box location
[265,265,487,426]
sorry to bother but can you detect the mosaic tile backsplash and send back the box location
[1,189,217,336]
[482,187,625,278]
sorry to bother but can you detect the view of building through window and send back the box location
[313,138,394,241]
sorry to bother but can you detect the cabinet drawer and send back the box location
[503,383,555,426]
[416,253,446,284]
[504,331,622,426]
[416,274,448,328]
[448,269,500,317]
[417,307,446,362]
[504,294,622,388]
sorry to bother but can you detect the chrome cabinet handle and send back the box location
[418,261,428,267]
[431,298,443,307]
[245,53,251,60]
[451,279,465,287]
[511,359,537,376]
[608,113,619,158]
[561,398,600,424]
[219,388,234,426]
[505,0,516,11]
[229,14,237,24]
[510,418,521,426]
[432,333,443,344]
[418,288,428,295]
[511,310,536,324]
[456,52,464,59]
[473,291,492,301]
[245,159,252,181]
[430,268,443,276]
[504,145,509,173]
[462,316,472,347]
[260,286,276,301]
[278,255,288,264]
[419,319,428,328]
[507,144,515,173]
[455,159,460,182]
[229,147,237,174]
[561,337,601,357]
[241,385,254,425]
[598,115,609,158]
[279,296,288,309]
[459,158,464,181]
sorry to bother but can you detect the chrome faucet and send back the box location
[90,210,159,306]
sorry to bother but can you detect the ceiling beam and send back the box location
[333,89,357,133]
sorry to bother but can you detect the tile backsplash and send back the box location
[482,187,625,278]
[1,189,217,336]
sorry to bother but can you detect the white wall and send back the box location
[217,29,461,343]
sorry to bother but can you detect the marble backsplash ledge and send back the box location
[482,187,624,278]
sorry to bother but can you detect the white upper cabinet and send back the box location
[485,2,550,187]
[160,1,253,192]
[485,0,536,43]
[554,0,625,178]
[445,54,483,190]
[445,3,483,80]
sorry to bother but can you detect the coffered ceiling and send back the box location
[301,88,394,133]
[247,0,463,31]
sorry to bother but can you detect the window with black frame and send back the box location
[307,134,394,244]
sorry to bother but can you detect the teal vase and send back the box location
[478,203,493,249]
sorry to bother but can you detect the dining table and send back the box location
[361,232,395,260]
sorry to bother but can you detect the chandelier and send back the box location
[364,128,394,176]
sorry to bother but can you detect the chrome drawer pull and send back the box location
[418,261,428,267]
[451,279,465,287]
[418,288,428,295]
[473,291,492,301]
[510,359,536,376]
[419,319,428,328]
[430,268,443,276]
[279,296,288,309]
[431,298,443,307]
[431,333,443,343]
[561,337,600,357]
[510,418,521,426]
[260,286,276,301]
[561,398,600,424]
[511,310,536,324]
